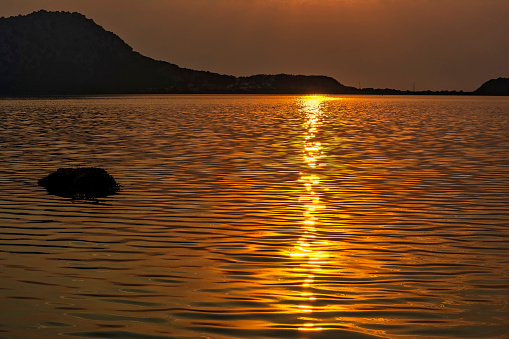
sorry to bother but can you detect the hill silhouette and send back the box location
[1,10,507,96]
[0,10,357,95]
[474,78,509,96]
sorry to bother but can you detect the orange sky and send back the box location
[2,0,508,91]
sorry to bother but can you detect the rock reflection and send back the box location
[291,96,331,333]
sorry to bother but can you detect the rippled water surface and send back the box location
[1,95,509,339]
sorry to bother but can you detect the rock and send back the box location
[38,167,120,199]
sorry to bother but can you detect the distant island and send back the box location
[473,78,509,96]
[0,10,507,96]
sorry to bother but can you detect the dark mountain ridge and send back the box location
[0,10,356,95]
[0,10,507,96]
[474,78,509,96]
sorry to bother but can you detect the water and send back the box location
[0,95,508,339]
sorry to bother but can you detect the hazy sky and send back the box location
[2,0,509,91]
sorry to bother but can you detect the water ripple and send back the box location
[0,95,508,338]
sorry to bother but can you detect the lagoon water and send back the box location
[1,95,508,339]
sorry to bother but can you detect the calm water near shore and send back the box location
[1,95,508,339]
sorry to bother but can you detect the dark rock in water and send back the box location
[38,167,120,199]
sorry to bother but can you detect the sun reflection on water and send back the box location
[289,96,334,333]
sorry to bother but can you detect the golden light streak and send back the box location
[283,96,336,332]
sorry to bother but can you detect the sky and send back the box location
[1,0,509,91]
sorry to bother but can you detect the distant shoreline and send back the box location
[3,93,504,99]
[1,10,508,96]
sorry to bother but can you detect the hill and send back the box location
[474,78,509,96]
[0,10,357,95]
